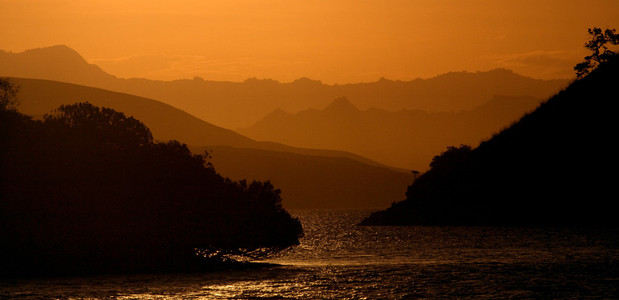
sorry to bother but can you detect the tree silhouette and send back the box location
[0,78,19,111]
[429,144,472,170]
[411,170,420,182]
[44,102,154,149]
[574,27,619,78]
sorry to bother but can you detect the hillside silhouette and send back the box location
[10,78,412,209]
[0,45,568,129]
[0,45,115,86]
[360,57,619,226]
[13,77,257,148]
[0,100,303,277]
[239,95,543,170]
[199,145,413,209]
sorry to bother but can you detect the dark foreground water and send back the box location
[2,210,618,299]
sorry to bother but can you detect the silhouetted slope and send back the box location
[360,57,619,226]
[0,45,568,128]
[334,69,565,112]
[13,77,392,167]
[13,78,256,148]
[0,45,116,87]
[239,96,543,170]
[11,78,410,209]
[197,146,414,209]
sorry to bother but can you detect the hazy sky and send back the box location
[2,0,618,83]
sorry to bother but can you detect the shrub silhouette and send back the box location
[1,101,303,276]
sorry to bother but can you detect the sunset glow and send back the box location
[2,0,618,83]
[2,0,619,297]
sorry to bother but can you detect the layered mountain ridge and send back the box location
[10,77,412,209]
[1,45,568,129]
[239,95,544,170]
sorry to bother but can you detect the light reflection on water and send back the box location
[2,209,619,299]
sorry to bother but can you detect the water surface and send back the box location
[2,210,618,299]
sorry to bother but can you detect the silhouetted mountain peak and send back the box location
[0,45,114,84]
[263,108,292,121]
[433,68,525,81]
[21,45,89,64]
[484,68,517,76]
[324,97,359,112]
[377,77,392,82]
[270,107,290,116]
[291,77,323,86]
[244,77,280,85]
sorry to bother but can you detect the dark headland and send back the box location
[0,99,303,278]
[360,57,619,226]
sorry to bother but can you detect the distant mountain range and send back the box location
[360,56,619,226]
[239,96,544,170]
[11,78,412,209]
[1,45,571,208]
[1,45,568,129]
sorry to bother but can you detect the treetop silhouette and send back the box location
[575,27,618,78]
[44,102,154,149]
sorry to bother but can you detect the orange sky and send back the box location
[2,0,618,84]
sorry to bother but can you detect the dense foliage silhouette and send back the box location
[0,99,303,277]
[360,56,619,226]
